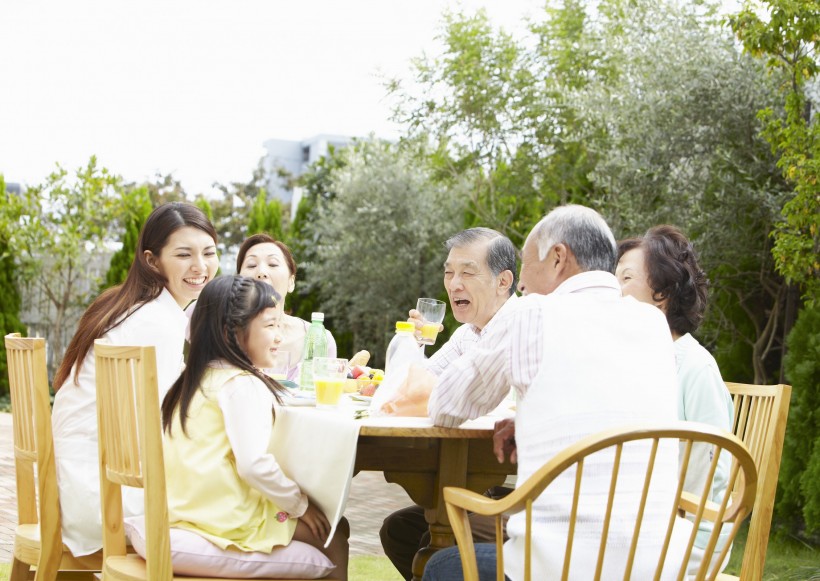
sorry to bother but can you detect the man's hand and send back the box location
[493,418,517,464]
[408,309,444,343]
[298,500,330,542]
[381,363,436,417]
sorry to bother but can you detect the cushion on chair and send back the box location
[124,516,334,579]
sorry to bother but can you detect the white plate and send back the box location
[281,393,316,407]
[350,395,373,403]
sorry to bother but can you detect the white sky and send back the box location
[0,0,542,197]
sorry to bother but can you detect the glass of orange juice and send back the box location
[313,357,348,408]
[416,298,446,345]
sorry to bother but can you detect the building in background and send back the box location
[262,134,355,217]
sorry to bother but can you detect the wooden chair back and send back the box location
[722,382,791,581]
[95,341,174,581]
[444,422,758,581]
[6,332,101,581]
[94,341,337,581]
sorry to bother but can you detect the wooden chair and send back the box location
[443,422,758,581]
[718,382,792,581]
[5,332,102,581]
[94,341,336,581]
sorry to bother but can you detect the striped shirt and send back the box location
[428,271,626,427]
[425,294,519,376]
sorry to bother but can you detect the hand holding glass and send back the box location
[416,298,446,345]
[313,357,348,408]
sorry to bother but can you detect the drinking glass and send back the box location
[313,357,348,408]
[266,350,290,382]
[416,298,446,345]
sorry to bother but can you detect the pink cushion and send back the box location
[124,516,334,579]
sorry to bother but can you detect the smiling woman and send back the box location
[50,202,219,559]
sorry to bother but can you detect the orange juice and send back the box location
[420,323,440,345]
[315,379,345,407]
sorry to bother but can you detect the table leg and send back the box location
[410,438,468,581]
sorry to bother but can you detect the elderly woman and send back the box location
[617,224,734,575]
[236,233,336,380]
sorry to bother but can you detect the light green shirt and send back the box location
[675,333,735,552]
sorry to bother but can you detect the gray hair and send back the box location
[445,227,518,295]
[529,205,617,273]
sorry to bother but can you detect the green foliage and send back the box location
[390,5,602,245]
[247,190,284,240]
[0,157,126,377]
[285,149,350,345]
[210,158,269,253]
[729,0,820,305]
[0,176,26,398]
[100,186,153,291]
[193,196,214,223]
[306,140,464,366]
[777,305,820,536]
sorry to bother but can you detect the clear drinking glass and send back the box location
[312,357,348,408]
[416,298,446,345]
[266,350,290,382]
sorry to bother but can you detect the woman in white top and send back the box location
[236,233,337,380]
[51,202,220,556]
[616,224,735,575]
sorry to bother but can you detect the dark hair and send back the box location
[530,205,617,274]
[445,227,518,295]
[54,202,218,390]
[161,275,285,434]
[617,225,709,336]
[236,233,297,277]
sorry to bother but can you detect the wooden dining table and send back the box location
[354,418,515,581]
[270,403,515,581]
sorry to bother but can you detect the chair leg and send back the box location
[10,557,32,581]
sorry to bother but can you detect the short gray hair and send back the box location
[445,227,518,295]
[529,205,617,273]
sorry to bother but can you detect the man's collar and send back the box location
[471,293,519,336]
[553,271,621,295]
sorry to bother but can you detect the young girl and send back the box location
[52,202,219,556]
[161,275,349,579]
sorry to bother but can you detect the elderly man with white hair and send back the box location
[421,205,692,581]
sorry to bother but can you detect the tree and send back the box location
[777,305,820,536]
[0,158,125,377]
[247,190,285,240]
[306,140,464,366]
[576,0,792,383]
[0,176,26,398]
[730,0,820,307]
[211,157,269,253]
[100,186,153,291]
[390,3,606,246]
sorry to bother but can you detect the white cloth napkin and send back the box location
[269,406,361,547]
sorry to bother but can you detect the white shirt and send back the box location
[429,272,621,427]
[218,368,308,516]
[425,294,519,377]
[52,287,188,556]
[427,271,688,579]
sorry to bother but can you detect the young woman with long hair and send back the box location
[52,202,219,556]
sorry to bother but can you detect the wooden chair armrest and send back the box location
[679,490,722,520]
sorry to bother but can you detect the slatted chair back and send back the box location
[6,332,101,581]
[94,341,333,581]
[721,382,791,581]
[444,422,757,581]
[95,342,173,581]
